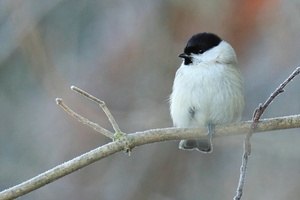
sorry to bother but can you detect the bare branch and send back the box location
[234,67,300,200]
[71,86,122,134]
[253,67,300,123]
[55,98,114,139]
[1,68,299,200]
[1,114,300,200]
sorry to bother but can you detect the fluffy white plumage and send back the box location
[170,36,244,153]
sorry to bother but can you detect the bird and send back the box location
[169,32,244,153]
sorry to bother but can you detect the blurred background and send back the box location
[0,0,300,199]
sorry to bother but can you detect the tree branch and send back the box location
[0,115,300,200]
[71,86,122,134]
[233,66,300,200]
[56,98,114,139]
[1,66,300,200]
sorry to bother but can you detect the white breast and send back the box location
[170,61,243,128]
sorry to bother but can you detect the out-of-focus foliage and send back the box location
[0,0,300,199]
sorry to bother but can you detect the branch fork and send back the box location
[1,67,299,200]
[58,67,300,200]
[234,66,300,200]
[56,86,131,153]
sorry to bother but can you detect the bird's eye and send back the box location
[198,49,204,54]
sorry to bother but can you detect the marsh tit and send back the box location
[170,32,244,153]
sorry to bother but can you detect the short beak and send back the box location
[178,53,190,59]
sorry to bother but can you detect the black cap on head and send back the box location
[184,32,222,55]
[179,32,222,65]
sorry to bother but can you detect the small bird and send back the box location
[170,32,244,153]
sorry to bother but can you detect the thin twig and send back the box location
[1,115,300,200]
[233,67,300,200]
[253,67,300,123]
[71,86,122,134]
[56,98,114,139]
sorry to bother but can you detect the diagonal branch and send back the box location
[55,98,114,139]
[71,86,122,134]
[0,115,300,200]
[1,68,299,200]
[233,67,300,200]
[253,66,300,123]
